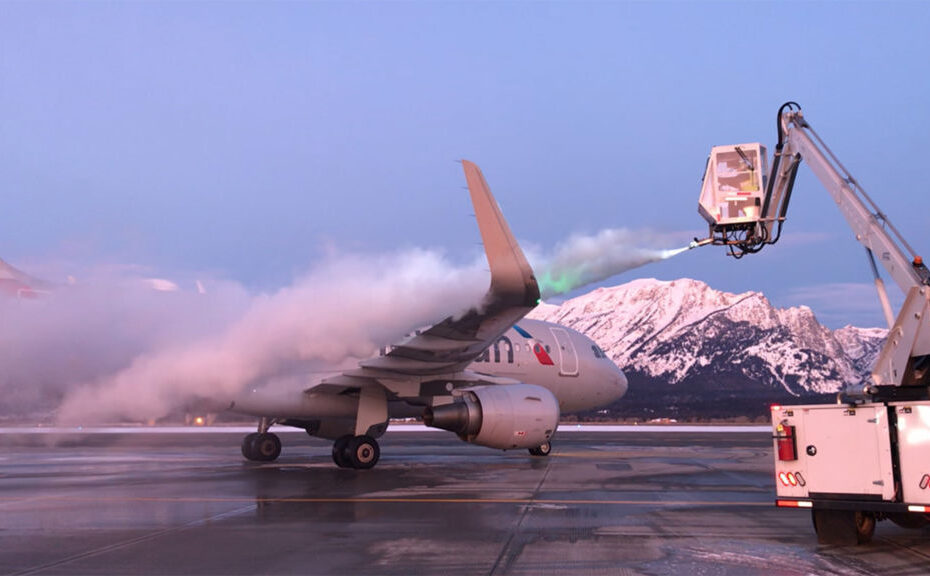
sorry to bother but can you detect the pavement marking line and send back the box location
[8,504,256,576]
[0,495,771,507]
[489,445,557,576]
[877,536,930,563]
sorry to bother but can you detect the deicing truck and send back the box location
[697,102,930,545]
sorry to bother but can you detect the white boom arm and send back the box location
[775,108,930,390]
[775,111,925,294]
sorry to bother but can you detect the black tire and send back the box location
[332,435,353,468]
[241,433,259,460]
[812,509,875,545]
[252,433,282,462]
[529,442,552,457]
[855,511,876,544]
[347,435,380,470]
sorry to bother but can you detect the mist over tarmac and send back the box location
[0,250,486,424]
[0,228,685,424]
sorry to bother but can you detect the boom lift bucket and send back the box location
[697,143,777,257]
[698,143,767,228]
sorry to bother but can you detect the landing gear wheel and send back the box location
[332,435,353,468]
[347,435,380,470]
[529,442,552,457]
[251,433,282,462]
[241,433,260,460]
[812,509,875,545]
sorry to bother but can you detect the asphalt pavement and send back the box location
[1,428,928,575]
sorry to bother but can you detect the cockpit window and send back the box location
[591,345,607,359]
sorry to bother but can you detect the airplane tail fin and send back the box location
[461,160,540,308]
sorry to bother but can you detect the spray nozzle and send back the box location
[689,237,713,250]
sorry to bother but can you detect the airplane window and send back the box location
[545,345,551,354]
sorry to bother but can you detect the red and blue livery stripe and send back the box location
[513,325,555,366]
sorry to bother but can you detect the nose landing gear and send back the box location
[528,441,552,457]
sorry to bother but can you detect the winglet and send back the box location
[462,160,540,308]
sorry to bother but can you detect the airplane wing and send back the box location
[325,160,540,385]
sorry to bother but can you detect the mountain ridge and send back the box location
[528,278,887,420]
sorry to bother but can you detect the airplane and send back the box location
[230,161,628,469]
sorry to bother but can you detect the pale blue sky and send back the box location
[2,1,928,328]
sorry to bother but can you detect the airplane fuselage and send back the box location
[466,318,627,414]
[233,160,627,468]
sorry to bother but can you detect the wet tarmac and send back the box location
[1,428,929,575]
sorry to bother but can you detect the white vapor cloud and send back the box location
[3,226,688,425]
[527,228,690,299]
[1,250,486,424]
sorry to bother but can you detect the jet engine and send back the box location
[423,384,559,450]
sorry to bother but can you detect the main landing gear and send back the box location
[241,417,282,462]
[528,441,552,457]
[331,435,380,469]
[240,418,383,469]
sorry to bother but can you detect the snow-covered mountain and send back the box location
[528,278,887,420]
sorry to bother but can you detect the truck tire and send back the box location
[812,510,875,545]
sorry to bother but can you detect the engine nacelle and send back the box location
[423,384,559,450]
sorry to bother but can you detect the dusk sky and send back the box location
[2,1,929,329]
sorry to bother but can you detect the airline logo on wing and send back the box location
[513,325,555,366]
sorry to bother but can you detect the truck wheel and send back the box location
[812,510,875,545]
[854,511,876,544]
